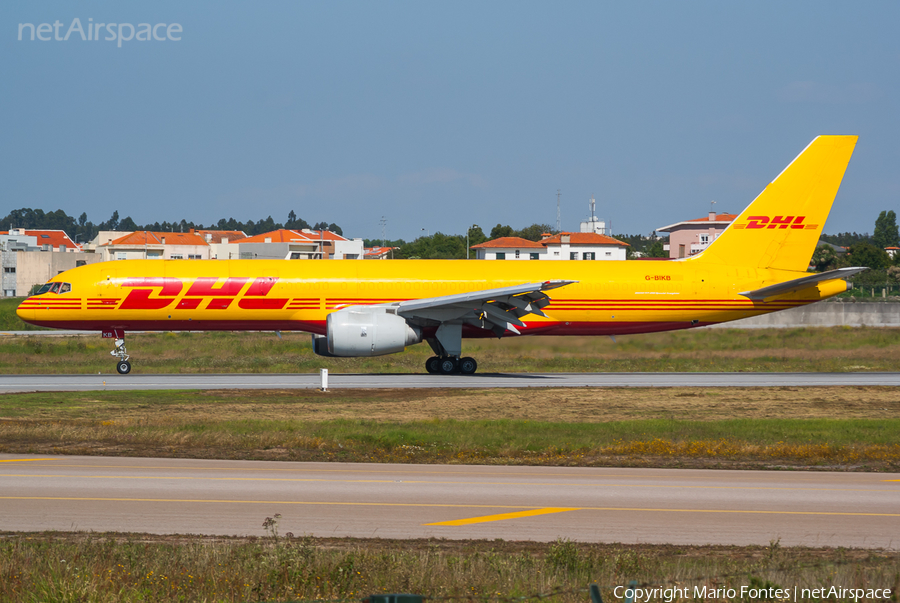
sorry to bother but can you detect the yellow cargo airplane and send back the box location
[18,135,864,375]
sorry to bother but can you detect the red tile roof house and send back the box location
[214,229,365,260]
[98,231,211,261]
[470,233,629,260]
[0,229,80,252]
[364,246,399,259]
[656,212,737,259]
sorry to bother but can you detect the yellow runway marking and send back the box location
[425,507,580,526]
[0,459,56,463]
[0,473,893,492]
[1,497,898,517]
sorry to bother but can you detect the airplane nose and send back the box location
[16,300,34,325]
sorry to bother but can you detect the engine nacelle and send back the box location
[313,307,421,357]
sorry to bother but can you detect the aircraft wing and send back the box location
[393,280,575,336]
[739,267,867,301]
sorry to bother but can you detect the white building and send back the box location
[0,229,98,297]
[471,233,629,260]
[211,229,365,260]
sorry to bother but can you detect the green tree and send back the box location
[397,232,466,259]
[104,210,120,231]
[846,241,890,270]
[811,246,838,272]
[118,216,139,231]
[490,224,515,239]
[873,210,899,249]
[516,223,553,242]
[467,225,486,247]
[645,239,668,258]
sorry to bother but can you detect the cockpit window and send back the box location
[33,282,70,295]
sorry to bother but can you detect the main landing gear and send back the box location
[425,355,478,375]
[423,326,479,375]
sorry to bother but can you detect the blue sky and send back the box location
[2,2,898,241]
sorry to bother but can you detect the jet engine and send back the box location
[312,307,421,357]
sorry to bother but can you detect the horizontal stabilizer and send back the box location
[739,267,867,300]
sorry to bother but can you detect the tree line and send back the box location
[362,222,670,259]
[811,210,900,285]
[0,208,342,243]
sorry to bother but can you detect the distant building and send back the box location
[886,247,899,259]
[470,237,544,260]
[656,212,737,259]
[364,246,399,259]
[98,231,211,261]
[213,229,365,260]
[0,229,80,252]
[196,230,247,244]
[84,231,135,251]
[539,232,629,260]
[579,195,609,235]
[816,240,847,255]
[0,229,98,297]
[471,233,629,260]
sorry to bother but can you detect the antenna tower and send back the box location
[556,189,561,233]
[379,216,386,248]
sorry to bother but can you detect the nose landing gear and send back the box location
[103,329,132,374]
[111,338,132,374]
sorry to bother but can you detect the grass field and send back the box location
[0,298,46,331]
[3,326,900,374]
[3,387,898,470]
[1,532,897,603]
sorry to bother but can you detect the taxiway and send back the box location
[1,455,897,548]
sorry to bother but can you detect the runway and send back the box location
[1,454,897,548]
[1,371,900,392]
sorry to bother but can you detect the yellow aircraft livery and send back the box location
[17,136,863,375]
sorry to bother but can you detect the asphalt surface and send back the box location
[2,371,900,392]
[1,455,897,548]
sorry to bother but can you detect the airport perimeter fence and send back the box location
[274,557,897,603]
[842,282,900,299]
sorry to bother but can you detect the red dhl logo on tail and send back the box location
[119,277,286,310]
[733,216,818,230]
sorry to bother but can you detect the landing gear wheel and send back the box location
[439,357,459,374]
[425,356,441,374]
[459,357,478,375]
[116,360,132,375]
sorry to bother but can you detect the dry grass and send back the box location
[2,387,898,470]
[0,532,897,602]
[2,386,898,423]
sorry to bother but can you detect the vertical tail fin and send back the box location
[697,135,857,271]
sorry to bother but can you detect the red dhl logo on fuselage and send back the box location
[119,277,286,311]
[732,216,818,230]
